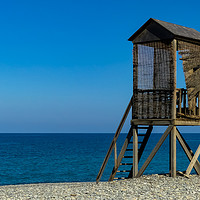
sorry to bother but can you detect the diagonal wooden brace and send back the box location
[185,145,200,176]
[176,128,200,175]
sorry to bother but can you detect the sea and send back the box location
[0,133,200,185]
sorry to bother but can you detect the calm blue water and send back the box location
[0,133,200,185]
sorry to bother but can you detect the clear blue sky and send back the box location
[0,0,199,133]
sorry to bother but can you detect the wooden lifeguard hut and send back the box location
[96,18,200,183]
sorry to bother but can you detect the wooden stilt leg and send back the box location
[170,126,176,177]
[133,127,138,177]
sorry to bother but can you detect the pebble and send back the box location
[0,175,199,199]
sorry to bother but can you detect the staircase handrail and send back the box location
[96,96,133,183]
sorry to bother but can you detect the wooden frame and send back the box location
[97,20,200,182]
[185,145,200,176]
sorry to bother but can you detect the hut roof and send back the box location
[128,18,200,44]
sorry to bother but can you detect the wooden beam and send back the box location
[175,120,200,126]
[178,90,182,114]
[172,39,177,120]
[132,119,172,126]
[183,90,187,114]
[177,171,190,178]
[176,128,200,175]
[133,127,138,177]
[114,143,117,169]
[170,126,176,177]
[185,145,200,176]
[132,119,200,126]
[136,125,173,177]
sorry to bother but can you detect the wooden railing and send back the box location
[176,88,200,118]
[96,96,132,183]
[133,89,173,119]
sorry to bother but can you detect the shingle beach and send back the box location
[0,175,199,200]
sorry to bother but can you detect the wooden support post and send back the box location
[193,98,196,116]
[172,39,177,120]
[185,145,200,176]
[176,128,200,175]
[178,90,182,114]
[136,126,173,177]
[114,143,117,169]
[133,127,138,177]
[169,39,177,178]
[183,90,187,115]
[170,126,176,177]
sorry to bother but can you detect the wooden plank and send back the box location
[132,119,172,126]
[132,119,200,126]
[183,90,187,114]
[108,126,133,181]
[96,96,132,183]
[128,125,153,178]
[176,128,200,175]
[175,120,200,126]
[114,143,117,169]
[177,113,200,120]
[185,145,200,175]
[178,90,182,114]
[172,39,177,120]
[133,127,138,177]
[136,125,173,177]
[170,126,177,177]
[177,171,190,178]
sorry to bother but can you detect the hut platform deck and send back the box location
[132,118,200,126]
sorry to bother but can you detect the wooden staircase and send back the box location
[110,125,153,181]
[96,96,153,183]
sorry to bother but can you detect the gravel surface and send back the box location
[0,175,199,199]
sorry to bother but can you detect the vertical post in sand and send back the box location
[133,127,138,177]
[170,126,176,177]
[170,39,177,178]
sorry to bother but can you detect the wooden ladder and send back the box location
[109,125,153,181]
[96,97,132,183]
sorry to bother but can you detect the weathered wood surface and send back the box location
[177,171,190,178]
[176,128,200,175]
[114,143,117,169]
[178,41,200,113]
[132,127,138,177]
[128,125,153,178]
[178,89,182,114]
[136,126,173,177]
[172,40,177,120]
[170,126,177,177]
[185,145,200,176]
[96,97,132,183]
[177,113,200,120]
[132,119,200,126]
[108,127,133,181]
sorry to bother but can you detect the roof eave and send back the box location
[128,18,154,41]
